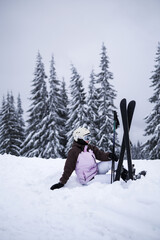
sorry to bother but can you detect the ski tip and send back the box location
[130,100,136,104]
[120,98,127,106]
[121,99,136,109]
[128,100,136,106]
[121,98,126,102]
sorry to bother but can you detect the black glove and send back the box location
[50,182,64,190]
[108,153,118,162]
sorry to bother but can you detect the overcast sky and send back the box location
[0,0,160,144]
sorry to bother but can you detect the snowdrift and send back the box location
[0,154,160,240]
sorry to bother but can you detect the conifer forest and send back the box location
[0,43,160,159]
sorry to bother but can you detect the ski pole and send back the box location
[111,111,119,183]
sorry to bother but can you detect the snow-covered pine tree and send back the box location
[87,70,99,146]
[132,141,143,159]
[96,43,117,151]
[0,97,6,154]
[41,55,62,158]
[144,42,160,159]
[58,79,69,158]
[21,52,48,157]
[0,93,22,156]
[66,65,87,153]
[16,94,25,154]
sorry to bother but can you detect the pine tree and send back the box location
[42,55,62,158]
[21,52,48,157]
[0,93,21,156]
[132,141,144,159]
[0,96,6,154]
[144,42,160,159]
[66,65,87,153]
[58,79,69,158]
[87,70,99,146]
[96,43,117,151]
[16,94,25,154]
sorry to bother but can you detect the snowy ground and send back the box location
[0,154,160,240]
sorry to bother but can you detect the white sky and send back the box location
[0,0,160,144]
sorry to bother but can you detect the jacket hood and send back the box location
[72,141,87,150]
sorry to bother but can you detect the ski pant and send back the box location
[97,161,118,175]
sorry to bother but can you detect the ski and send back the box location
[111,111,120,183]
[115,99,136,181]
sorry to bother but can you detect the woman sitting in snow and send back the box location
[50,127,127,190]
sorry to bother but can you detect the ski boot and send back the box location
[133,170,147,180]
[120,167,129,182]
[120,164,135,182]
[121,165,146,182]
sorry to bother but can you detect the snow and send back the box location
[0,154,160,240]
